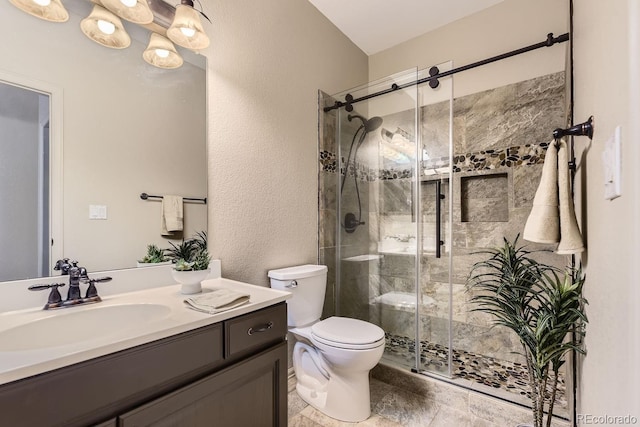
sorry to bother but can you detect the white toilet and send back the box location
[268,264,385,423]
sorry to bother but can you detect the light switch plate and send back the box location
[602,126,622,200]
[89,204,108,220]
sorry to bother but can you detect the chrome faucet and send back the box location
[29,260,112,310]
[67,260,88,301]
[53,257,72,275]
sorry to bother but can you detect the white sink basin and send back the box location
[0,303,171,352]
[0,278,292,387]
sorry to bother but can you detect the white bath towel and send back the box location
[556,139,585,254]
[161,195,183,236]
[523,141,560,244]
[184,288,251,314]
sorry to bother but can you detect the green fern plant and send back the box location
[167,231,210,271]
[193,230,207,252]
[166,239,197,264]
[138,244,168,263]
[192,248,212,271]
[466,236,587,427]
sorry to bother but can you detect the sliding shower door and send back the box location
[320,64,570,418]
[319,66,453,376]
[415,63,454,376]
[321,69,421,370]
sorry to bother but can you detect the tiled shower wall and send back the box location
[319,71,567,363]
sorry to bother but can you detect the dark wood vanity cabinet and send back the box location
[0,303,287,427]
[118,342,285,427]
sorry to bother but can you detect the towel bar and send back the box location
[553,116,594,140]
[140,193,207,204]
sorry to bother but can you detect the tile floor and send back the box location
[287,365,571,427]
[288,375,496,427]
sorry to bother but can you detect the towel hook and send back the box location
[553,116,594,140]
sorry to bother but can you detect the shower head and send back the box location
[348,114,383,133]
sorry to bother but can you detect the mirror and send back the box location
[0,0,207,282]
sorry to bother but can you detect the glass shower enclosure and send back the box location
[320,64,453,376]
[318,65,569,417]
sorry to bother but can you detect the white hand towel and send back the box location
[523,141,560,244]
[556,139,585,254]
[161,195,183,236]
[184,288,251,314]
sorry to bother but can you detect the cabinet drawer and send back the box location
[225,303,286,358]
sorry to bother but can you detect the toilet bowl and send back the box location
[268,264,385,422]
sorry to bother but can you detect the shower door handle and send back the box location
[435,180,445,258]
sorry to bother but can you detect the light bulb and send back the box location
[179,27,196,38]
[119,0,137,7]
[32,0,52,6]
[155,48,169,58]
[97,19,116,35]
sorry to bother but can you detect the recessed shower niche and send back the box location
[460,173,509,222]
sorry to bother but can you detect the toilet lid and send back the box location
[311,317,385,348]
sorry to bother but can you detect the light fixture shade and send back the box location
[81,5,131,49]
[9,0,69,22]
[143,33,183,69]
[100,0,153,25]
[166,4,209,50]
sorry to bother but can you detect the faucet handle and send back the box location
[82,276,112,298]
[80,276,112,285]
[28,283,66,305]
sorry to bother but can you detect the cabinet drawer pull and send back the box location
[247,322,274,335]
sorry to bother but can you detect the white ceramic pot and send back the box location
[171,269,209,294]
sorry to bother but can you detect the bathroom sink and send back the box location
[0,303,171,352]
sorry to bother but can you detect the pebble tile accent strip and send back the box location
[320,142,550,181]
[384,333,567,409]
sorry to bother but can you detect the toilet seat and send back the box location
[311,317,385,350]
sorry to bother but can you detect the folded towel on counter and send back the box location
[161,195,183,236]
[523,141,560,244]
[184,288,251,314]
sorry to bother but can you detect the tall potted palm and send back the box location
[466,236,587,427]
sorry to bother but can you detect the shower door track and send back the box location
[323,32,569,113]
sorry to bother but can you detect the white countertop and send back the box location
[0,278,290,386]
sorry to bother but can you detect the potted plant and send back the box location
[466,236,588,427]
[167,232,211,294]
[136,244,171,267]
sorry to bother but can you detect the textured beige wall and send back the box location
[205,0,368,286]
[573,0,640,419]
[369,0,568,99]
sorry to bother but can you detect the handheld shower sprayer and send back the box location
[341,113,383,233]
[348,114,383,133]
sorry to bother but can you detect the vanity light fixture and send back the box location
[80,5,131,49]
[8,0,69,22]
[100,0,154,25]
[143,33,183,69]
[10,0,210,69]
[166,0,210,50]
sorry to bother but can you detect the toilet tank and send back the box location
[268,264,327,327]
